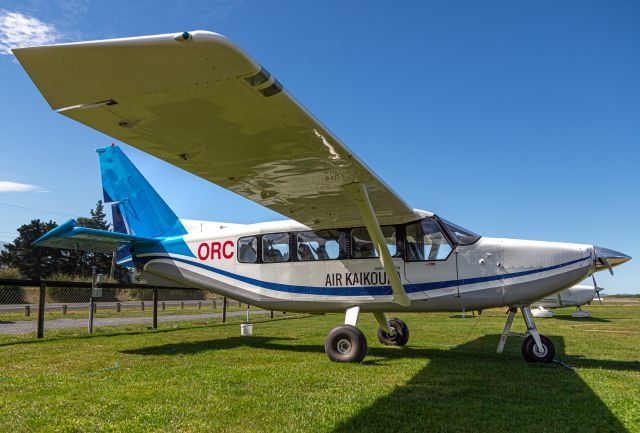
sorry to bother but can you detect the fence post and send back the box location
[181,301,184,309]
[141,301,145,312]
[213,299,216,309]
[37,281,46,338]
[62,305,67,315]
[88,298,95,334]
[25,305,30,317]
[152,287,158,329]
[162,301,165,311]
[116,302,121,313]
[198,301,201,309]
[222,297,227,323]
[270,310,274,319]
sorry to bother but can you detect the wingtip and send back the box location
[32,219,77,246]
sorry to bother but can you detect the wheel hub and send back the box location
[336,338,352,355]
[533,343,548,358]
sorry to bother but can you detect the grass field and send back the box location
[0,305,638,433]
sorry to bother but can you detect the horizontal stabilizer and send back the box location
[33,219,157,253]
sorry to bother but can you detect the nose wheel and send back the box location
[522,334,555,363]
[497,306,556,363]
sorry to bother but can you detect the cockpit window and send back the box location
[405,218,452,261]
[441,219,481,245]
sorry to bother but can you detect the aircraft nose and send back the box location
[594,246,632,274]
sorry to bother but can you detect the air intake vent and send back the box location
[245,67,270,86]
[259,80,283,97]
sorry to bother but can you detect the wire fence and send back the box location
[0,278,281,342]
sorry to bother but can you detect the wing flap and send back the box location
[33,219,157,253]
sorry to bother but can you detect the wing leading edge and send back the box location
[14,31,418,229]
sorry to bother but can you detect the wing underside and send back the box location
[14,31,419,229]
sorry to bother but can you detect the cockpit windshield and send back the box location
[441,219,481,245]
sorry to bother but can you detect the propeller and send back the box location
[591,274,604,304]
[598,255,614,276]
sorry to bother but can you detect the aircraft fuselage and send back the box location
[131,216,595,313]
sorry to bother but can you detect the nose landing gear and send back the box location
[497,306,555,363]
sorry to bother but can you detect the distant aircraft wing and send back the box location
[14,31,418,229]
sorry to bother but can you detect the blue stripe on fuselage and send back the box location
[137,255,591,297]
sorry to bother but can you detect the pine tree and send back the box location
[0,219,62,279]
[75,200,113,276]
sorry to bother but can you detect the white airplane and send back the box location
[14,31,631,364]
[532,282,605,318]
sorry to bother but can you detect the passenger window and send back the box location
[405,219,452,261]
[262,233,290,263]
[237,236,257,263]
[297,230,345,261]
[351,227,397,258]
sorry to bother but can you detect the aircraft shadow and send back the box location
[550,315,611,323]
[333,335,634,433]
[124,334,636,432]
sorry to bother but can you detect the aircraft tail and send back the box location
[98,145,187,238]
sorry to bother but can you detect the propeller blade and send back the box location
[598,256,614,276]
[591,274,603,304]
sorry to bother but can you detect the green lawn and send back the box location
[0,306,638,433]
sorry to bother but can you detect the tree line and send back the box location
[0,200,125,280]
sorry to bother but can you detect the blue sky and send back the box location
[0,1,638,293]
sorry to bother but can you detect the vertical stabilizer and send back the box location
[97,145,186,238]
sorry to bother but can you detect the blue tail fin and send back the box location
[98,145,187,238]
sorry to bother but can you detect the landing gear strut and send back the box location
[497,306,555,363]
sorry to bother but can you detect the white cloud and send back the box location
[0,10,61,55]
[0,181,47,193]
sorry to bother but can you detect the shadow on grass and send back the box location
[334,335,634,433]
[448,314,480,319]
[124,334,636,433]
[550,315,611,323]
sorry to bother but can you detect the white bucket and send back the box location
[240,323,253,336]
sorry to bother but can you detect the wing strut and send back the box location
[344,183,411,307]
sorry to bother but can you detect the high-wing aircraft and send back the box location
[532,282,605,318]
[14,31,631,363]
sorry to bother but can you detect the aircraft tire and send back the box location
[325,325,368,363]
[521,335,555,363]
[377,317,409,346]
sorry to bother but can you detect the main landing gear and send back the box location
[497,306,555,363]
[325,306,410,363]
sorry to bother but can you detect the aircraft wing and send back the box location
[14,31,418,229]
